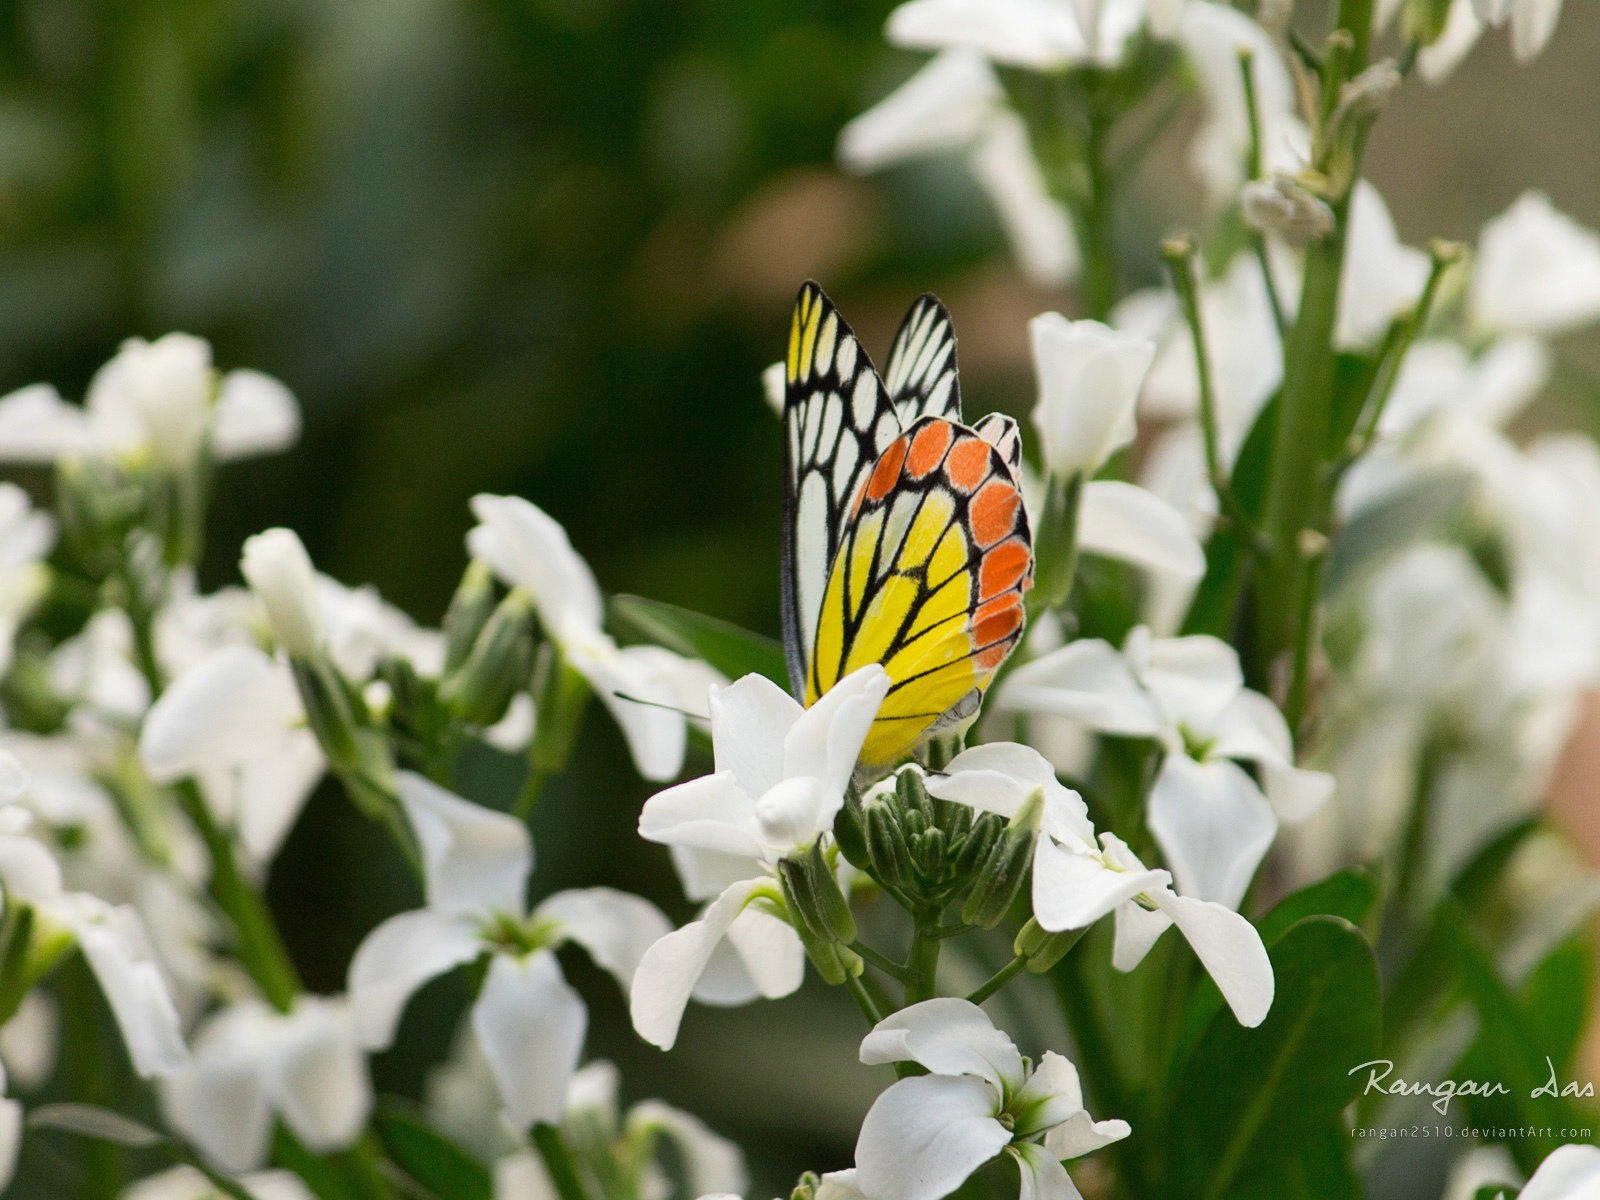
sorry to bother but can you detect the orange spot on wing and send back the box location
[974,643,1012,671]
[906,422,953,478]
[970,479,1021,548]
[866,437,909,503]
[974,602,1023,649]
[945,437,991,493]
[978,541,1030,600]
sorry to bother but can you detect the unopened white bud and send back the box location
[241,528,323,658]
[1241,176,1336,245]
[1340,61,1402,117]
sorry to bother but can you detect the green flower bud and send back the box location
[777,840,856,946]
[833,792,872,872]
[961,788,1044,929]
[1013,917,1087,974]
[864,795,914,893]
[439,589,535,727]
[441,560,500,674]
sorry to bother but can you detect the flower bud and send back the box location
[241,528,323,658]
[1241,177,1335,246]
[441,560,499,675]
[290,657,365,773]
[960,788,1043,929]
[1013,917,1087,974]
[833,792,872,872]
[1338,61,1401,119]
[1028,314,1155,479]
[440,589,535,727]
[777,839,857,946]
[863,796,914,893]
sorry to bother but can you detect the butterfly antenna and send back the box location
[609,691,710,722]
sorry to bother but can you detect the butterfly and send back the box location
[780,282,1034,769]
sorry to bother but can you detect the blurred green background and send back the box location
[2,0,1598,1195]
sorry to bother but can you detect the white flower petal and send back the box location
[638,773,765,861]
[472,950,587,1129]
[854,1074,1010,1200]
[1043,1111,1133,1161]
[0,384,94,463]
[160,1012,273,1173]
[968,115,1079,287]
[467,495,603,639]
[1008,1141,1082,1200]
[1029,317,1154,477]
[1520,1143,1600,1200]
[537,887,671,991]
[995,640,1163,737]
[709,673,801,800]
[1111,897,1173,973]
[886,0,1090,68]
[630,877,768,1050]
[1473,192,1600,337]
[68,901,188,1079]
[1153,891,1274,1027]
[139,646,303,781]
[1077,481,1205,582]
[583,643,692,783]
[838,50,999,170]
[347,908,483,1049]
[1147,755,1277,908]
[396,772,533,917]
[689,903,806,1006]
[0,1095,19,1193]
[267,999,370,1154]
[1031,836,1167,932]
[240,530,324,659]
[627,1100,750,1199]
[859,998,1024,1091]
[783,664,890,794]
[212,370,300,461]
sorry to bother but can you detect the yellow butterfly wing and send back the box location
[808,416,1034,768]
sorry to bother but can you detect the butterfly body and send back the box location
[781,283,1033,768]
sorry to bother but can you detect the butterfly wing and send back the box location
[782,282,902,695]
[808,415,1034,767]
[973,412,1023,472]
[883,294,962,425]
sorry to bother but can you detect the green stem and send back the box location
[1162,237,1268,556]
[851,940,913,983]
[904,912,942,1005]
[966,955,1027,1006]
[1025,472,1084,620]
[531,1123,594,1200]
[1074,93,1118,322]
[1390,739,1443,925]
[846,971,889,1025]
[61,956,125,1197]
[174,780,301,1012]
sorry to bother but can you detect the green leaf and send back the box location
[1445,902,1591,1174]
[1322,470,1473,598]
[28,1103,165,1148]
[375,1104,493,1200]
[1257,868,1378,946]
[611,594,787,685]
[1162,916,1381,1200]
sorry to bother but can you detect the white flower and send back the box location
[0,336,299,467]
[837,53,1078,287]
[492,1061,749,1200]
[1175,2,1305,205]
[49,892,191,1079]
[1400,0,1565,81]
[123,1165,316,1200]
[348,773,668,1128]
[926,745,1273,1026]
[1029,315,1155,477]
[160,995,370,1174]
[468,494,716,782]
[854,1000,1128,1200]
[630,667,888,1049]
[1516,1142,1600,1200]
[1336,181,1431,351]
[139,645,326,865]
[885,0,1159,70]
[0,483,53,678]
[240,529,324,659]
[996,628,1331,908]
[1471,192,1600,338]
